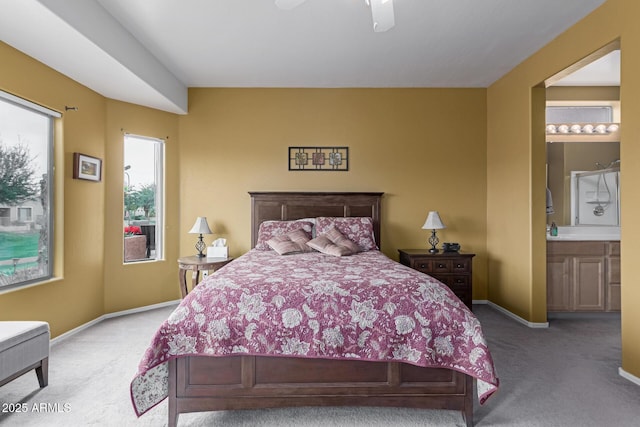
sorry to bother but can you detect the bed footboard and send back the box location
[168,355,473,427]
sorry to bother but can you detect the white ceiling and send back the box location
[0,0,611,114]
[553,50,620,87]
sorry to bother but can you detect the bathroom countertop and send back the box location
[547,226,620,241]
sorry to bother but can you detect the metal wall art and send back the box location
[288,146,349,171]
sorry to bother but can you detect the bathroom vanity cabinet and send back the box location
[547,241,620,312]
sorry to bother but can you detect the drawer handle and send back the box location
[437,263,445,268]
[455,278,465,284]
[456,263,464,268]
[420,264,427,268]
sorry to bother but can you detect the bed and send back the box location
[130,192,498,427]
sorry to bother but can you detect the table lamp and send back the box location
[422,211,446,253]
[189,217,213,258]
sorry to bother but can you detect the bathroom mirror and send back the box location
[547,140,619,226]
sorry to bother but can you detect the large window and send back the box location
[123,135,164,263]
[0,91,58,290]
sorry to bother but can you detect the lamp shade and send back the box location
[422,211,446,230]
[189,217,213,234]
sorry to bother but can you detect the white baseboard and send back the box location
[101,300,180,320]
[619,367,640,387]
[472,299,488,305]
[51,300,180,345]
[47,298,640,388]
[487,301,549,328]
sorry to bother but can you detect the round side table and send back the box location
[177,256,233,298]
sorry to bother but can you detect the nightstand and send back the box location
[398,249,475,310]
[177,256,233,298]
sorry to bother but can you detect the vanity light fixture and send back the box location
[422,211,446,254]
[546,123,620,135]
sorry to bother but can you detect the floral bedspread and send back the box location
[130,250,499,416]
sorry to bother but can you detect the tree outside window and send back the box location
[0,95,55,289]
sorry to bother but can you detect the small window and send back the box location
[0,91,59,290]
[17,207,33,222]
[123,135,164,263]
[546,106,613,123]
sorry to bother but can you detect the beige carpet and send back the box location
[1,304,639,426]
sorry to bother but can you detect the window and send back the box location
[123,135,164,263]
[0,91,59,290]
[17,207,33,222]
[546,106,613,124]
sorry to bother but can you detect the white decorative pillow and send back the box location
[255,220,314,250]
[267,228,313,255]
[315,217,377,251]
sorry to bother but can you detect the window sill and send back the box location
[0,276,63,296]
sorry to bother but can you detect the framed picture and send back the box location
[73,152,102,182]
[288,146,349,171]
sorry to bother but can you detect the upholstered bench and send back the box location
[0,321,50,389]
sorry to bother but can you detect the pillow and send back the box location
[323,226,360,253]
[255,220,314,250]
[307,227,360,257]
[267,228,313,255]
[307,235,353,257]
[315,217,377,251]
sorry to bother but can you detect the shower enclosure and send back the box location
[570,166,620,226]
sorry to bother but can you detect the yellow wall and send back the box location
[0,42,105,337]
[2,0,639,383]
[0,42,180,337]
[178,88,490,297]
[103,100,181,312]
[487,0,640,377]
[546,86,620,101]
[1,43,490,335]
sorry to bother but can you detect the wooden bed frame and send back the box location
[167,192,473,427]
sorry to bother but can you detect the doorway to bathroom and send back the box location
[543,42,621,317]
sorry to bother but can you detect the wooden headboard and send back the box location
[249,192,383,248]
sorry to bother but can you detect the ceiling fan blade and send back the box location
[369,0,395,32]
[275,0,308,10]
